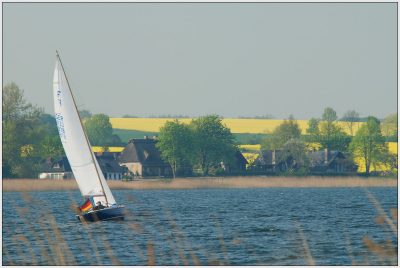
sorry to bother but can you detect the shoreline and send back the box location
[2,177,397,192]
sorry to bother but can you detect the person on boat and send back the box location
[94,201,105,210]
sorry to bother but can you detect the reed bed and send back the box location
[2,177,397,192]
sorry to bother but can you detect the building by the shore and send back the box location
[38,153,127,180]
[119,137,172,178]
[39,156,74,180]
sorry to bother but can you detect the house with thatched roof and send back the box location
[251,150,286,173]
[251,148,357,174]
[119,137,172,178]
[233,151,249,171]
[221,151,249,172]
[308,149,357,174]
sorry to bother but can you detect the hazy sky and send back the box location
[3,3,397,119]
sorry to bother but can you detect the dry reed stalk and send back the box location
[80,221,103,265]
[14,200,43,266]
[231,238,241,245]
[172,224,201,266]
[65,194,95,263]
[375,214,396,252]
[47,217,67,265]
[363,236,397,261]
[344,231,356,265]
[141,212,179,265]
[12,235,31,265]
[160,207,206,265]
[100,232,123,265]
[49,217,76,265]
[147,241,156,266]
[365,190,398,236]
[36,211,59,265]
[164,213,189,265]
[294,221,315,265]
[390,208,397,222]
[128,207,162,260]
[212,218,230,265]
[129,222,144,234]
[126,220,147,262]
[2,243,15,266]
[17,235,38,265]
[17,197,50,266]
[49,215,77,265]
[25,215,52,265]
[130,237,147,263]
[188,250,201,266]
[70,225,93,263]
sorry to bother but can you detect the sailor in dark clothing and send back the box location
[94,201,105,210]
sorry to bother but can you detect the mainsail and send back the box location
[53,53,116,206]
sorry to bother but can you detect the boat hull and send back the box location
[77,205,125,222]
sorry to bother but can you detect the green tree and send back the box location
[320,107,338,141]
[350,116,388,175]
[190,115,237,175]
[261,115,301,150]
[156,120,194,178]
[307,118,320,136]
[38,135,64,159]
[310,107,351,152]
[278,138,309,175]
[79,109,92,119]
[305,118,320,148]
[2,83,45,177]
[83,114,114,147]
[381,113,397,140]
[341,110,360,136]
[122,114,138,118]
[3,82,42,122]
[322,107,338,122]
[319,122,350,151]
[3,120,22,177]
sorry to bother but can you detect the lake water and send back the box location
[2,187,398,265]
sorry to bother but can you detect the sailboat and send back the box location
[53,51,125,222]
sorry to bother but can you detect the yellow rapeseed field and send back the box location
[388,142,397,154]
[238,144,261,151]
[110,118,365,135]
[91,146,125,153]
[111,118,192,132]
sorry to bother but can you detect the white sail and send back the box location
[53,55,116,206]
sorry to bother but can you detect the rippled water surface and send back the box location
[2,187,398,265]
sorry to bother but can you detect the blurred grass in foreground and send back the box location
[2,189,397,265]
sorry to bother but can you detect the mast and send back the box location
[55,51,109,205]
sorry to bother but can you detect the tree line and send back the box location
[2,83,122,178]
[259,108,397,175]
[2,83,238,178]
[2,82,398,178]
